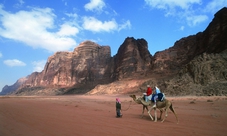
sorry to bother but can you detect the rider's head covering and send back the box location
[147,85,150,87]
[116,98,120,103]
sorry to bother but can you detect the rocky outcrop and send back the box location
[152,7,227,76]
[15,41,113,95]
[113,38,152,80]
[90,7,227,96]
[14,38,152,95]
[160,49,227,96]
[0,77,27,95]
[147,7,227,96]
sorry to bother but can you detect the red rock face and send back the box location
[14,41,113,94]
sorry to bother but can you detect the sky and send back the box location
[0,0,226,91]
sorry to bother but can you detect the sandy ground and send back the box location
[0,95,227,136]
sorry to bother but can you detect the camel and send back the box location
[129,94,179,123]
[129,94,162,119]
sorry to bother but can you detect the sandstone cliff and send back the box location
[13,41,114,95]
[2,7,227,96]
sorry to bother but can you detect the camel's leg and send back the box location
[141,105,149,118]
[158,109,163,120]
[166,109,168,117]
[145,106,148,111]
[169,104,179,124]
[141,105,145,118]
[148,107,154,121]
[142,105,148,118]
[161,107,169,123]
[154,108,157,122]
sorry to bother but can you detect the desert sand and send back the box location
[0,95,227,136]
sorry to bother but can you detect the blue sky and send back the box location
[0,0,226,91]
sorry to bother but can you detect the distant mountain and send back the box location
[0,77,27,95]
[3,7,227,96]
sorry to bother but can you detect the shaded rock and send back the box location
[161,49,227,96]
[152,7,227,76]
[113,37,152,80]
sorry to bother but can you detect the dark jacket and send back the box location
[116,102,121,110]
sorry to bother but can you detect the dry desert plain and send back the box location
[1,95,227,136]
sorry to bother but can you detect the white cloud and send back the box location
[14,0,25,8]
[4,59,26,67]
[0,52,2,58]
[204,0,227,14]
[65,13,78,18]
[82,16,131,33]
[0,6,77,52]
[186,15,208,26]
[179,26,185,31]
[84,0,106,12]
[32,60,46,72]
[19,0,25,5]
[82,17,117,32]
[145,0,201,11]
[144,0,216,26]
[118,20,131,31]
[57,23,79,36]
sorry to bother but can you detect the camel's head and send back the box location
[129,94,136,99]
[129,94,145,105]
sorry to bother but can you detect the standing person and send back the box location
[143,85,152,102]
[116,98,122,118]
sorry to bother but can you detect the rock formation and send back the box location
[90,7,227,96]
[152,7,227,75]
[160,49,227,96]
[142,7,227,96]
[12,41,114,95]
[0,77,27,95]
[1,7,227,96]
[113,38,152,80]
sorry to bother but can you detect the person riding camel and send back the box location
[143,85,152,102]
[152,86,165,107]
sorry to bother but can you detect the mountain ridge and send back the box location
[1,7,227,96]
